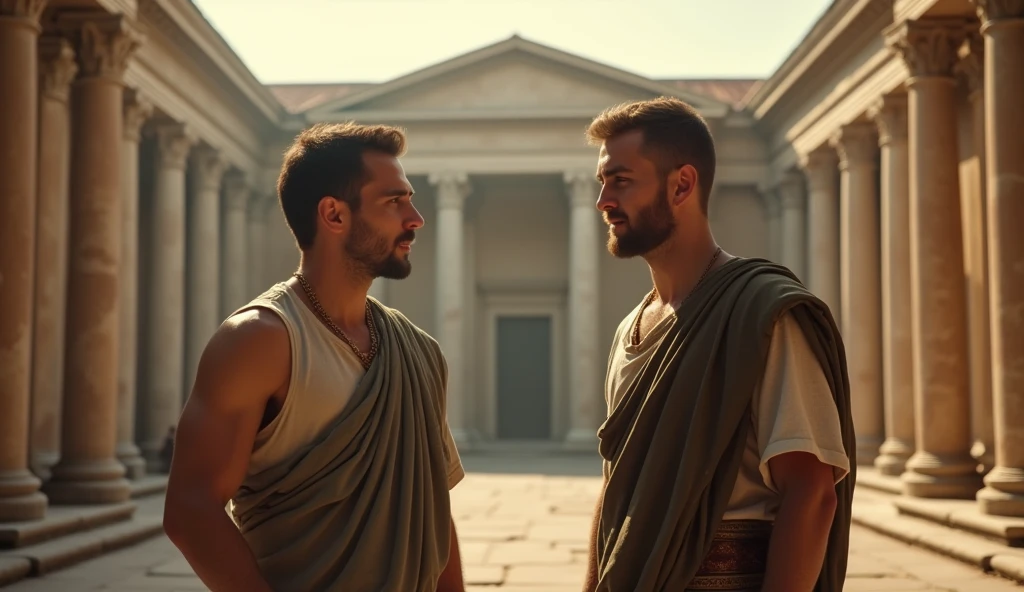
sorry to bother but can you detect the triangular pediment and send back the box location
[306,36,729,120]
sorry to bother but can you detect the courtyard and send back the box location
[1,453,1020,591]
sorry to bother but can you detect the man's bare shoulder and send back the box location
[193,307,290,406]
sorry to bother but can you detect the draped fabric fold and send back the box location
[229,302,454,592]
[596,258,855,591]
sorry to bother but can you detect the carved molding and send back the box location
[831,123,880,170]
[973,0,1024,23]
[123,88,152,143]
[869,94,909,147]
[58,13,142,82]
[38,36,77,103]
[956,31,985,96]
[428,171,471,210]
[0,0,46,21]
[154,122,196,171]
[884,18,972,78]
[191,145,228,192]
[564,170,598,209]
[223,171,250,210]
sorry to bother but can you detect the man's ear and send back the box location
[671,164,699,207]
[318,196,350,237]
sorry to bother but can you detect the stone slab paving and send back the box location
[3,453,1021,591]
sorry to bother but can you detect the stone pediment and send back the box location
[306,36,730,121]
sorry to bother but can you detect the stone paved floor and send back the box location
[4,453,1021,591]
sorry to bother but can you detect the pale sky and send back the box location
[190,0,833,84]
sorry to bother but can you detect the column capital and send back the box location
[0,0,46,22]
[972,0,1024,23]
[428,171,471,209]
[153,122,196,171]
[831,122,879,170]
[223,171,250,211]
[190,145,227,192]
[884,18,973,78]
[564,170,598,209]
[57,13,142,82]
[38,36,77,104]
[761,188,781,217]
[869,94,909,147]
[956,30,985,97]
[777,171,806,210]
[799,146,839,194]
[122,88,151,143]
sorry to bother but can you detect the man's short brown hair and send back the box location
[277,121,407,250]
[586,96,716,213]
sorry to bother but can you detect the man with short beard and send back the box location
[164,122,466,592]
[582,98,855,592]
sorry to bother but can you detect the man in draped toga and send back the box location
[164,122,466,592]
[581,97,856,592]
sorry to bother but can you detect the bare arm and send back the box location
[761,451,838,592]
[435,517,464,592]
[163,310,290,592]
[582,477,606,592]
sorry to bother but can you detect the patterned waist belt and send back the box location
[687,519,773,591]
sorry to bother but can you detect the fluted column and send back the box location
[246,192,273,297]
[800,147,842,322]
[116,89,150,480]
[221,171,249,317]
[564,171,602,448]
[45,13,141,504]
[869,94,916,476]
[141,122,195,470]
[832,122,883,466]
[956,32,995,475]
[777,172,807,281]
[430,172,471,445]
[29,37,77,483]
[973,0,1024,516]
[185,146,227,391]
[0,0,49,521]
[886,17,980,498]
[761,188,782,262]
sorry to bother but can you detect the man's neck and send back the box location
[293,253,373,331]
[644,229,723,309]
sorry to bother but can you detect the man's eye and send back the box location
[615,177,629,184]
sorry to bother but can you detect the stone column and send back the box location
[221,170,249,317]
[957,31,995,474]
[973,0,1024,516]
[761,188,782,262]
[0,0,49,521]
[429,172,471,445]
[886,17,980,498]
[800,147,842,323]
[45,14,141,504]
[29,37,77,483]
[246,192,272,296]
[777,172,807,281]
[185,146,227,391]
[869,93,916,476]
[141,122,195,469]
[116,89,151,480]
[564,171,602,448]
[831,122,884,466]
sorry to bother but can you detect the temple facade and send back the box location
[1,0,1023,578]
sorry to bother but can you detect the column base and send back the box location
[116,442,147,480]
[977,466,1024,517]
[563,428,599,452]
[971,440,995,475]
[901,451,982,499]
[874,437,913,476]
[856,435,884,466]
[44,459,131,505]
[0,469,47,522]
[30,451,60,483]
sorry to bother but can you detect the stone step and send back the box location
[0,514,164,587]
[130,475,168,499]
[0,502,135,549]
[853,487,1024,585]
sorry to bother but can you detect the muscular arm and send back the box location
[761,451,838,592]
[435,517,464,592]
[163,310,290,592]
